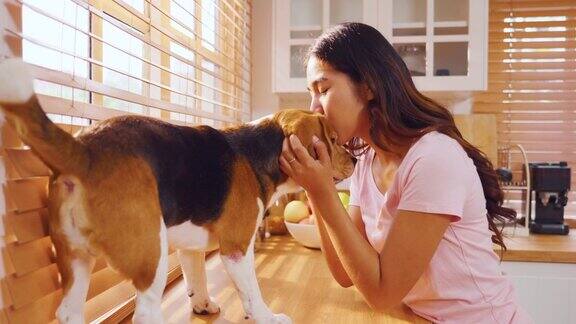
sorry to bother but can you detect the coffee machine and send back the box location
[529,162,571,235]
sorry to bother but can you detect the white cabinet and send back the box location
[272,0,488,93]
[381,0,488,91]
[272,0,378,93]
[501,261,576,323]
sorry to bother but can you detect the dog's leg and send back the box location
[133,221,168,324]
[56,255,95,324]
[177,249,220,315]
[221,236,290,324]
[219,199,291,324]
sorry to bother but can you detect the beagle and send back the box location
[0,59,355,324]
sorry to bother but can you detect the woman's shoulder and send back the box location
[409,131,467,160]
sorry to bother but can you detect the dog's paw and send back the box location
[252,313,292,324]
[0,58,34,105]
[133,311,163,324]
[192,298,220,315]
[56,305,84,324]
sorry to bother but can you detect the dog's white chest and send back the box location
[167,221,219,251]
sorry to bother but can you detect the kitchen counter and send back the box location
[154,235,429,323]
[498,230,576,263]
[121,231,576,323]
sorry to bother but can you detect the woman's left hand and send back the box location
[280,134,335,195]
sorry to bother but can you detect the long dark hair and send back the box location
[308,22,515,250]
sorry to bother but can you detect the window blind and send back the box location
[0,0,251,322]
[474,0,576,218]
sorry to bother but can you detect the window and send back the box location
[2,0,251,322]
[475,0,576,218]
[22,0,90,107]
[102,15,144,114]
[170,0,196,40]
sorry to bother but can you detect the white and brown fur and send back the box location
[0,59,355,324]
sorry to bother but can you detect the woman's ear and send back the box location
[361,83,374,101]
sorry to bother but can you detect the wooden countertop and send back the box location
[153,235,429,324]
[499,230,576,263]
[121,230,576,323]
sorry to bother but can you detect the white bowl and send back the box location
[284,221,321,249]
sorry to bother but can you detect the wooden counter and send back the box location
[499,230,576,263]
[149,235,429,324]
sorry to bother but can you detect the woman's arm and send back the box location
[309,186,450,311]
[280,135,451,311]
[312,201,368,288]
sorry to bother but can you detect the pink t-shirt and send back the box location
[349,131,532,324]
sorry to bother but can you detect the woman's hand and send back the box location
[279,134,335,195]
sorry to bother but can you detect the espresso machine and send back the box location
[529,162,571,235]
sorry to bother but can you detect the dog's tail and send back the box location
[0,59,89,175]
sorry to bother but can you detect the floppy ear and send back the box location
[274,109,325,159]
[318,117,335,158]
[274,109,313,136]
[306,142,319,160]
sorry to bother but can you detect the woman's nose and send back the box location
[309,96,324,114]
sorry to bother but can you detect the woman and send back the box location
[280,23,531,324]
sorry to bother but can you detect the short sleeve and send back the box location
[397,142,470,221]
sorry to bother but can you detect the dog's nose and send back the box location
[351,157,358,165]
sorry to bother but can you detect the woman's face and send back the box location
[306,56,371,145]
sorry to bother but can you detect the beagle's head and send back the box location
[273,109,356,182]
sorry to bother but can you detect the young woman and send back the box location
[280,23,532,324]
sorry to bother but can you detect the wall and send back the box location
[251,0,279,119]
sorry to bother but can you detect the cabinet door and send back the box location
[273,0,378,93]
[381,0,487,91]
[502,261,576,323]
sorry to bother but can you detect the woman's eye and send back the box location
[320,88,329,95]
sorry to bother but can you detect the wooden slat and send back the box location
[474,102,574,111]
[496,140,576,151]
[498,122,576,132]
[4,209,48,243]
[5,290,62,324]
[489,71,576,80]
[5,177,48,212]
[489,51,576,61]
[490,61,576,71]
[476,92,576,101]
[494,112,576,122]
[492,1,576,11]
[491,9,576,20]
[6,236,53,277]
[489,40,576,50]
[2,155,23,180]
[490,31,576,40]
[488,80,576,91]
[490,20,576,31]
[5,263,59,309]
[498,131,576,142]
[4,148,51,178]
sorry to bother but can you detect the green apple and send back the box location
[338,192,350,207]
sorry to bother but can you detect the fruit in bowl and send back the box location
[284,200,321,249]
[283,200,309,223]
[338,191,350,208]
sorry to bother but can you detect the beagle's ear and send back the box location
[274,109,315,136]
[318,117,335,157]
[306,143,319,160]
